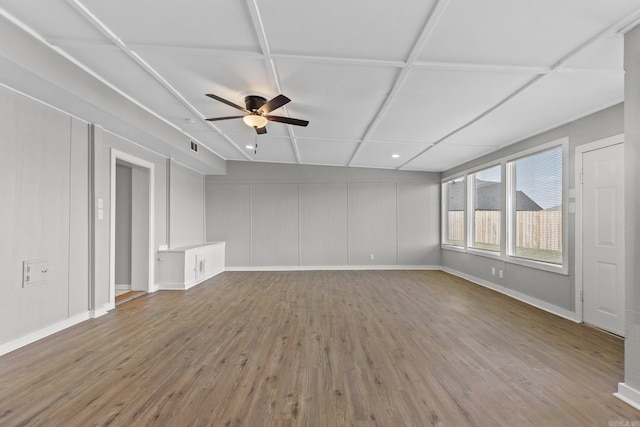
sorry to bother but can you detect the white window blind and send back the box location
[510,146,563,264]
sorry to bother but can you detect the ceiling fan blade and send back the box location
[205,116,245,122]
[256,126,267,135]
[258,94,290,114]
[266,115,309,127]
[206,94,250,113]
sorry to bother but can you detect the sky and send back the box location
[514,147,562,209]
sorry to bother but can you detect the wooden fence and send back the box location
[447,210,562,251]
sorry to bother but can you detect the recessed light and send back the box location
[391,154,400,158]
[246,145,254,149]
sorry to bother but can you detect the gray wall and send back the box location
[0,18,212,346]
[442,103,624,311]
[0,85,89,344]
[206,161,441,268]
[169,160,205,249]
[115,164,132,286]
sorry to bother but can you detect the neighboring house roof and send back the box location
[447,181,542,211]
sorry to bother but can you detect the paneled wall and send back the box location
[206,162,441,268]
[169,160,205,248]
[0,85,89,344]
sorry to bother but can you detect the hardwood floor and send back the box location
[0,270,638,426]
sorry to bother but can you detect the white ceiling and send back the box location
[1,0,639,172]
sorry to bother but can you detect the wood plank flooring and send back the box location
[0,270,638,426]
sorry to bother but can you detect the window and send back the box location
[508,146,563,265]
[470,165,501,252]
[443,176,465,247]
[441,139,566,273]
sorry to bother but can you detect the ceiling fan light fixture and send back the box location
[243,114,268,129]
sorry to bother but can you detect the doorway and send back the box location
[115,162,133,298]
[576,135,625,336]
[110,150,155,309]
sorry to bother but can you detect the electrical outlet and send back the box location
[499,269,504,279]
[491,267,496,276]
[370,254,375,261]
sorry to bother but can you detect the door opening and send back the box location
[109,150,155,309]
[115,163,133,299]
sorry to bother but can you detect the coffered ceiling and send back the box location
[1,0,639,172]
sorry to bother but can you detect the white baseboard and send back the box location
[115,284,131,291]
[615,383,640,410]
[0,311,91,356]
[441,266,579,323]
[91,303,113,319]
[224,265,440,272]
[158,281,195,291]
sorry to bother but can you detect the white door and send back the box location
[582,142,625,336]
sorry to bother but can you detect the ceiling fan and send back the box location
[205,93,309,134]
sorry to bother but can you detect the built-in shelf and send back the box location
[157,242,225,290]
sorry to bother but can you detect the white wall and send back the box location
[442,103,624,312]
[169,160,205,248]
[0,85,89,344]
[206,161,441,268]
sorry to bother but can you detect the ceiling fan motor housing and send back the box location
[245,95,267,112]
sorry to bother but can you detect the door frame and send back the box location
[109,149,155,309]
[574,133,624,324]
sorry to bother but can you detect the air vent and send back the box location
[190,141,198,152]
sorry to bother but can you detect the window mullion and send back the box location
[506,161,516,258]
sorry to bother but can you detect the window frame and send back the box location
[505,139,568,274]
[441,174,466,252]
[441,137,568,275]
[467,163,504,258]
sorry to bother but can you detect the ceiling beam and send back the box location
[270,53,405,69]
[245,0,302,164]
[397,8,640,171]
[64,0,253,162]
[347,0,452,166]
[413,61,549,75]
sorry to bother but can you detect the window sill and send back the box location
[441,245,568,275]
[505,255,568,275]
[467,247,502,260]
[441,244,466,253]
